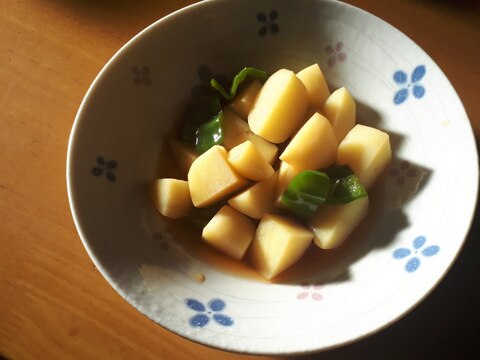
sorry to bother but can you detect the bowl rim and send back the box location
[66,0,480,355]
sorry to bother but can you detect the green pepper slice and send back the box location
[328,174,367,204]
[180,95,222,142]
[194,111,224,154]
[281,166,368,220]
[210,67,268,100]
[281,170,332,220]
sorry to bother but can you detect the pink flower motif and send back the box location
[325,42,347,67]
[296,282,323,301]
[389,160,417,186]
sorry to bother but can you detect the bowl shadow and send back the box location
[273,103,433,285]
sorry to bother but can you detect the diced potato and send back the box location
[227,132,278,164]
[336,124,392,189]
[169,139,198,177]
[280,112,338,170]
[291,106,323,139]
[250,214,313,280]
[228,172,278,219]
[248,69,308,143]
[202,205,256,260]
[188,145,248,207]
[228,80,262,119]
[296,64,331,108]
[274,161,301,208]
[228,140,274,181]
[322,87,356,142]
[221,108,250,149]
[244,133,278,164]
[309,196,369,249]
[151,178,193,219]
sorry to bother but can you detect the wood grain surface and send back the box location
[1,0,479,359]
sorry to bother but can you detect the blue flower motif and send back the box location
[257,10,279,36]
[393,65,426,105]
[92,156,117,182]
[393,236,440,273]
[185,298,234,327]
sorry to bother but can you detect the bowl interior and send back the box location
[67,0,478,355]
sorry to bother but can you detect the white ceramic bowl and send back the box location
[67,0,478,355]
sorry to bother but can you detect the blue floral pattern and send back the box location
[257,10,279,36]
[185,298,234,327]
[393,236,439,272]
[92,156,117,182]
[393,65,426,105]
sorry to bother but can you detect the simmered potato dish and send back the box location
[151,64,392,280]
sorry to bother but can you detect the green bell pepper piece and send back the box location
[281,170,332,220]
[281,166,368,220]
[328,174,367,204]
[180,95,222,142]
[195,111,224,154]
[210,67,268,100]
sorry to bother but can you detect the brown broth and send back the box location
[162,218,267,282]
[161,190,383,285]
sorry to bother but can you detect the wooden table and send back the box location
[1,0,479,359]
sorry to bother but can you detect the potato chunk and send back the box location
[274,161,301,208]
[169,139,198,177]
[248,69,308,143]
[280,112,338,170]
[296,64,330,108]
[228,172,278,219]
[202,205,256,260]
[221,108,250,149]
[250,214,313,280]
[309,196,369,249]
[322,87,356,142]
[336,124,392,189]
[188,145,247,207]
[227,132,278,164]
[228,140,275,181]
[151,178,193,219]
[228,80,262,119]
